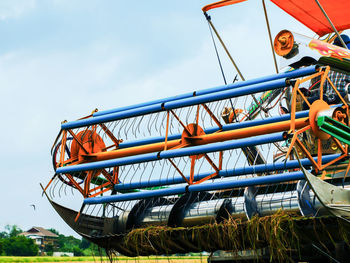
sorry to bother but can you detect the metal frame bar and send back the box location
[99,123,121,148]
[206,14,245,81]
[67,129,89,154]
[63,78,288,129]
[202,103,222,129]
[118,109,310,149]
[113,154,340,191]
[287,66,349,172]
[59,130,68,166]
[168,158,191,184]
[56,132,286,174]
[92,66,318,118]
[63,117,307,165]
[65,173,85,196]
[84,171,306,204]
[262,0,279,73]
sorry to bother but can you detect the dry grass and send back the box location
[108,210,350,262]
[0,257,204,263]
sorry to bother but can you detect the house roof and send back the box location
[20,227,58,238]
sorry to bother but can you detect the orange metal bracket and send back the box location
[170,110,191,136]
[343,159,350,181]
[101,169,114,184]
[320,153,348,171]
[189,156,196,184]
[99,123,122,149]
[67,129,89,154]
[59,130,68,166]
[192,172,218,185]
[326,76,349,106]
[65,173,85,196]
[287,66,349,174]
[89,182,113,198]
[164,111,170,151]
[113,166,119,184]
[68,117,308,164]
[202,103,223,129]
[83,171,94,197]
[290,79,300,133]
[285,125,311,160]
[168,158,191,184]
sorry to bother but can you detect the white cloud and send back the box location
[0,0,36,20]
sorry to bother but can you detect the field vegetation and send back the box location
[0,225,102,257]
[0,256,204,262]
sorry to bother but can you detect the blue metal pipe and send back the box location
[164,78,287,110]
[62,78,287,129]
[159,132,285,159]
[220,110,308,132]
[57,152,159,174]
[119,134,181,149]
[114,154,340,191]
[84,171,305,204]
[119,110,309,149]
[93,65,318,117]
[189,171,304,193]
[56,132,286,174]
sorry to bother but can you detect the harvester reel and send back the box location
[52,137,83,187]
[70,129,106,163]
[52,128,116,197]
[287,66,349,174]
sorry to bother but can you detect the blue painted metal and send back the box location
[159,132,285,159]
[189,171,303,192]
[163,78,287,110]
[93,65,318,117]
[57,152,159,174]
[56,132,286,174]
[117,104,340,149]
[62,78,287,129]
[93,93,193,117]
[114,154,341,190]
[84,171,305,204]
[119,109,309,149]
[219,110,308,132]
[119,134,181,149]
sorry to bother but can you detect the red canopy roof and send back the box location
[271,0,350,36]
[202,0,247,12]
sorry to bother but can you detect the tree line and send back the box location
[0,225,103,256]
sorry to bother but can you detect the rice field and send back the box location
[0,256,205,263]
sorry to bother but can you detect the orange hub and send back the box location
[308,99,331,140]
[70,129,106,162]
[181,123,206,159]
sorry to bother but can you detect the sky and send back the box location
[0,0,319,237]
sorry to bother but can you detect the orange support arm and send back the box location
[78,117,308,163]
[202,0,247,12]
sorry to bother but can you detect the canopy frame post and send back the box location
[262,0,279,73]
[204,12,246,81]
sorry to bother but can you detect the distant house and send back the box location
[19,227,58,253]
[53,252,74,257]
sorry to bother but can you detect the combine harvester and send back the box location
[42,0,350,261]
